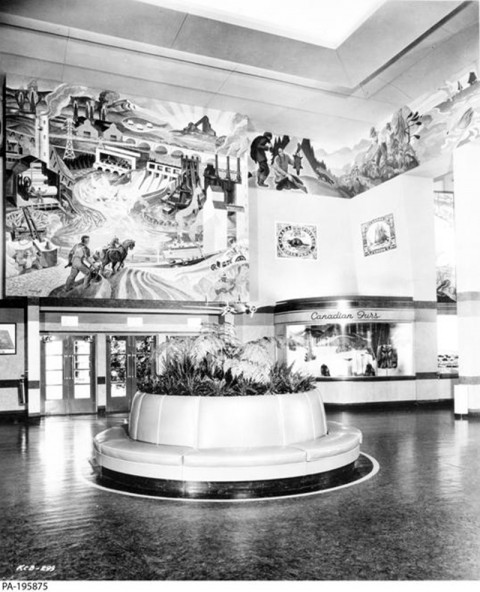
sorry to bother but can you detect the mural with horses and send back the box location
[4,77,250,301]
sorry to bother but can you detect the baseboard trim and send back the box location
[325,399,453,411]
[0,410,27,423]
[27,413,42,424]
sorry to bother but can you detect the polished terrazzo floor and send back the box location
[1,406,480,581]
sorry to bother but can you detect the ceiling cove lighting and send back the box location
[137,0,386,48]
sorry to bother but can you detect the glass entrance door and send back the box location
[106,335,155,413]
[41,335,96,415]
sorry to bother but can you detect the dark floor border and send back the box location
[93,454,374,500]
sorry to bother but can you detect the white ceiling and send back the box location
[0,0,478,151]
[136,0,387,48]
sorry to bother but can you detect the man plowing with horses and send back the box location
[99,237,136,274]
[65,235,96,292]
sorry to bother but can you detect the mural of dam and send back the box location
[51,171,176,255]
[5,78,251,302]
[6,166,249,301]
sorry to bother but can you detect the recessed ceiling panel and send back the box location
[136,0,386,48]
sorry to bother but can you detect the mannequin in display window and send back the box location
[320,364,331,377]
[376,344,398,369]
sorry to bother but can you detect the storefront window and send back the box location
[285,322,413,378]
[434,190,456,303]
[437,315,458,374]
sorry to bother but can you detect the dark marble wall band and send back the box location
[316,374,450,382]
[0,379,21,388]
[437,303,457,315]
[0,298,28,309]
[316,376,416,382]
[40,298,223,312]
[415,372,440,380]
[275,298,445,315]
[413,301,440,310]
[275,296,414,313]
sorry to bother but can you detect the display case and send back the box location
[437,313,458,375]
[286,321,413,378]
[275,297,415,381]
[274,297,454,405]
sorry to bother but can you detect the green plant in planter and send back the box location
[269,362,317,394]
[137,324,315,396]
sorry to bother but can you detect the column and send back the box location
[96,333,107,413]
[453,142,480,414]
[403,175,439,401]
[0,75,5,299]
[27,304,41,420]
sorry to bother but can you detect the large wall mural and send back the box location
[4,78,250,301]
[249,72,480,199]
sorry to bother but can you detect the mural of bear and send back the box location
[249,71,480,204]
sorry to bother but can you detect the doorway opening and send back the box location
[41,334,96,415]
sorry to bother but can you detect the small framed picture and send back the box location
[276,222,318,260]
[0,324,16,355]
[361,213,397,257]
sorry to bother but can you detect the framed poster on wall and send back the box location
[0,324,16,354]
[361,213,397,257]
[276,223,318,259]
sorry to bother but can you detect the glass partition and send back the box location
[285,322,414,378]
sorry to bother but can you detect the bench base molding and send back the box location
[95,454,374,500]
[92,422,365,499]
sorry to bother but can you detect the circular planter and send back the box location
[93,389,363,499]
[128,389,329,448]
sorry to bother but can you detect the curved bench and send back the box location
[93,390,362,488]
[94,420,362,482]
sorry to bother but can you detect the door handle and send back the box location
[128,353,134,379]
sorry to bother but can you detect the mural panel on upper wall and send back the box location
[5,78,250,301]
[249,72,480,199]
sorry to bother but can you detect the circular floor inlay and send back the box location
[83,452,379,503]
